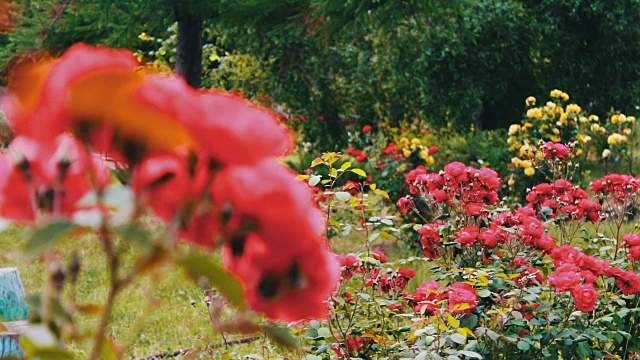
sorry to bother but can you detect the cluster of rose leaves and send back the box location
[388,158,640,317]
[0,44,339,322]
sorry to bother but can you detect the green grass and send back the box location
[0,226,296,359]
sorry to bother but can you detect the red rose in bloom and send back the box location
[409,281,442,314]
[510,256,530,267]
[398,268,416,279]
[419,224,441,258]
[519,217,545,239]
[214,160,338,321]
[372,250,388,263]
[362,125,373,133]
[553,179,573,193]
[336,254,361,280]
[464,202,484,216]
[389,303,404,311]
[2,43,138,141]
[477,167,500,189]
[629,246,640,261]
[448,282,477,314]
[428,146,439,155]
[542,142,570,160]
[534,234,556,253]
[614,269,640,295]
[382,142,399,154]
[0,135,109,221]
[444,161,468,182]
[623,233,640,247]
[547,265,581,292]
[455,225,480,246]
[397,195,414,215]
[479,228,500,248]
[570,283,598,312]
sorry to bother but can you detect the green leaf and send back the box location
[178,252,244,308]
[317,327,332,339]
[458,350,483,359]
[262,324,299,349]
[340,161,352,170]
[450,333,467,344]
[477,289,492,298]
[309,175,321,186]
[350,168,367,177]
[23,221,79,258]
[517,340,530,351]
[335,192,351,201]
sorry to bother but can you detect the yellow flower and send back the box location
[523,122,533,131]
[608,133,627,145]
[400,137,410,147]
[546,101,556,110]
[525,96,536,106]
[561,92,569,101]
[590,124,602,132]
[426,155,435,165]
[552,128,560,135]
[524,167,536,176]
[623,128,632,135]
[550,135,561,142]
[397,164,407,172]
[511,157,521,164]
[403,149,412,158]
[507,176,516,186]
[628,116,636,123]
[619,114,627,123]
[411,138,421,146]
[550,89,562,98]
[577,134,591,143]
[519,144,533,158]
[611,115,619,124]
[575,149,583,156]
[602,149,611,159]
[588,115,599,122]
[579,116,588,123]
[138,32,152,41]
[508,124,520,135]
[566,104,581,113]
[526,108,542,119]
[419,148,429,160]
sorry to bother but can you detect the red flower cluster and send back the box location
[590,173,640,202]
[404,281,477,315]
[1,44,338,322]
[362,125,373,133]
[404,161,500,216]
[346,146,367,162]
[623,233,640,260]
[365,267,416,294]
[418,223,442,258]
[541,141,570,160]
[525,180,601,222]
[548,244,640,309]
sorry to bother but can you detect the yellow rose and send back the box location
[611,115,619,124]
[403,149,412,158]
[523,122,533,130]
[511,157,521,164]
[619,114,627,123]
[590,124,601,132]
[526,108,542,119]
[602,149,611,159]
[550,89,562,98]
[508,124,520,135]
[566,104,581,113]
[589,115,599,122]
[552,128,560,135]
[508,176,516,186]
[526,96,536,106]
[628,116,636,123]
[561,92,570,101]
[524,167,536,176]
[575,149,583,156]
[550,135,561,142]
[411,138,421,146]
[546,101,556,110]
[419,149,429,160]
[426,156,435,165]
[579,116,588,123]
[608,133,627,145]
[397,164,407,172]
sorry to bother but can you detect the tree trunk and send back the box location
[175,13,203,88]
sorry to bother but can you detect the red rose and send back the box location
[448,282,477,314]
[570,283,598,312]
[362,125,373,133]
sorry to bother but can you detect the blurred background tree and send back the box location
[2,0,640,148]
